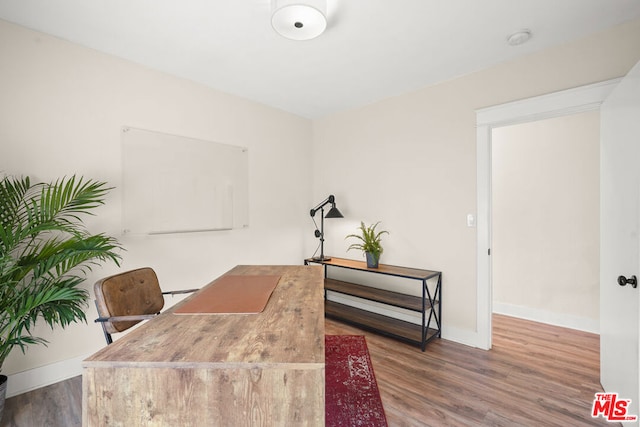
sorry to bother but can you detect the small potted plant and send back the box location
[346,221,389,268]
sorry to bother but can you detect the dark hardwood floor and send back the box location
[1,314,613,427]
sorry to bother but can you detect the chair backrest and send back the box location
[94,267,165,335]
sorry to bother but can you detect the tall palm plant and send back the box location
[0,175,122,373]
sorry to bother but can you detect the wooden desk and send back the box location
[82,265,325,426]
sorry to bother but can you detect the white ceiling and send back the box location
[1,0,639,118]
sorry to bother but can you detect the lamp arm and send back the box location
[310,195,336,217]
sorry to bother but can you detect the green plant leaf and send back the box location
[0,174,122,372]
[345,221,389,259]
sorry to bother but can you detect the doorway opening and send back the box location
[475,78,620,349]
[490,112,600,334]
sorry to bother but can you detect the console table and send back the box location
[305,257,441,351]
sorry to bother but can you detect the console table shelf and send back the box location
[325,278,426,311]
[305,257,442,351]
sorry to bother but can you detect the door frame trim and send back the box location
[474,78,621,350]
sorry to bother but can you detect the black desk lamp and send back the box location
[310,194,343,261]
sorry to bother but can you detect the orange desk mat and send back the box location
[174,275,281,315]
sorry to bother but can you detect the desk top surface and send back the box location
[83,265,325,367]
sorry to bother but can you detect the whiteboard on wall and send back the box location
[122,127,249,235]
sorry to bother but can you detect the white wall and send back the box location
[0,19,313,394]
[312,18,640,346]
[492,111,600,332]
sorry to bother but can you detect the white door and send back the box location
[600,59,640,425]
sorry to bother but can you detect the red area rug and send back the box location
[325,335,388,426]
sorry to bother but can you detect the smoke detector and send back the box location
[507,30,532,46]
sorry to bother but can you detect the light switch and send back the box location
[467,214,476,227]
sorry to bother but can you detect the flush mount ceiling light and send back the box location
[507,29,532,46]
[271,0,327,41]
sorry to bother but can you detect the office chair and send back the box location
[94,267,198,344]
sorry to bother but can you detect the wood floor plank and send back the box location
[1,314,617,427]
[1,375,82,427]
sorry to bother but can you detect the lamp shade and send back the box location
[271,0,327,40]
[325,206,343,218]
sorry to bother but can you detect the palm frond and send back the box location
[0,174,122,372]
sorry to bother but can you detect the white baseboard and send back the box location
[6,353,89,398]
[493,302,599,334]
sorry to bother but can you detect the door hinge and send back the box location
[488,248,491,255]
